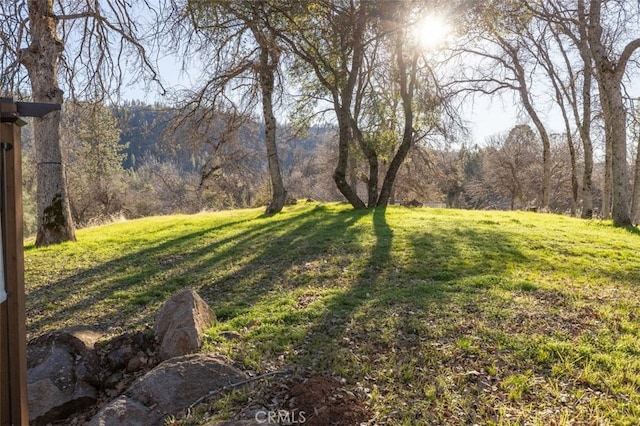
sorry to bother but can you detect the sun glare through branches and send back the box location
[412,13,451,50]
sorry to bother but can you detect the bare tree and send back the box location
[455,2,553,210]
[162,0,289,214]
[527,21,581,215]
[533,0,596,218]
[1,0,160,245]
[484,125,542,210]
[585,0,639,226]
[538,0,640,225]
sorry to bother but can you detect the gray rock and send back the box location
[28,325,102,386]
[28,378,96,425]
[127,353,247,416]
[154,289,216,360]
[88,395,162,426]
[27,326,103,425]
[105,344,133,370]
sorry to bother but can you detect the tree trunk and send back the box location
[598,75,629,224]
[513,58,551,211]
[557,97,580,216]
[334,105,366,209]
[351,118,378,208]
[578,38,594,219]
[586,0,634,226]
[543,40,579,216]
[258,48,287,215]
[603,80,631,225]
[377,47,417,208]
[20,0,76,246]
[334,2,367,210]
[556,102,579,216]
[631,135,640,224]
[567,133,579,217]
[531,113,552,211]
[600,109,613,220]
[581,138,594,218]
[574,0,594,219]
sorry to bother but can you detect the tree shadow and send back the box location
[26,204,532,398]
[26,204,373,337]
[30,205,639,423]
[622,225,640,236]
[294,207,531,380]
[25,216,263,334]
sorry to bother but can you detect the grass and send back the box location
[24,202,640,424]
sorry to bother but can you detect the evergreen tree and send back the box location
[62,102,128,225]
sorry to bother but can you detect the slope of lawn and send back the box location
[25,202,640,424]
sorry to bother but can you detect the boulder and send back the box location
[154,289,216,360]
[27,326,103,425]
[87,395,162,426]
[126,353,248,416]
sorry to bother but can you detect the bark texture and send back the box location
[587,0,635,226]
[254,30,287,215]
[21,0,76,246]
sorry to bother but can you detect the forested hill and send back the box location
[108,102,588,215]
[112,101,169,169]
[112,101,332,172]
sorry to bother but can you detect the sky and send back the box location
[123,58,531,147]
[461,95,527,144]
[116,1,640,151]
[119,9,586,149]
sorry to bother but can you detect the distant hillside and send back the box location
[112,101,335,172]
[112,102,177,169]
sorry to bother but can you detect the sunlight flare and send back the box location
[413,13,451,50]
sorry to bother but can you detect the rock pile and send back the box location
[26,289,226,425]
[27,326,102,424]
[26,288,372,425]
[89,354,247,426]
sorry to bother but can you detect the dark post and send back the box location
[0,97,28,425]
[0,97,60,425]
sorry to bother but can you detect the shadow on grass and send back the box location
[622,225,640,236]
[27,204,530,381]
[291,207,531,377]
[26,215,260,334]
[26,204,372,336]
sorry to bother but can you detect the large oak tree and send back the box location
[1,0,158,245]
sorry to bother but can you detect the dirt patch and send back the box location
[286,376,371,426]
[295,292,321,310]
[198,372,372,425]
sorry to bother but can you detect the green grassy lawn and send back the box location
[25,202,640,424]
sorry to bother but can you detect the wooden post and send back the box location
[0,98,28,425]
